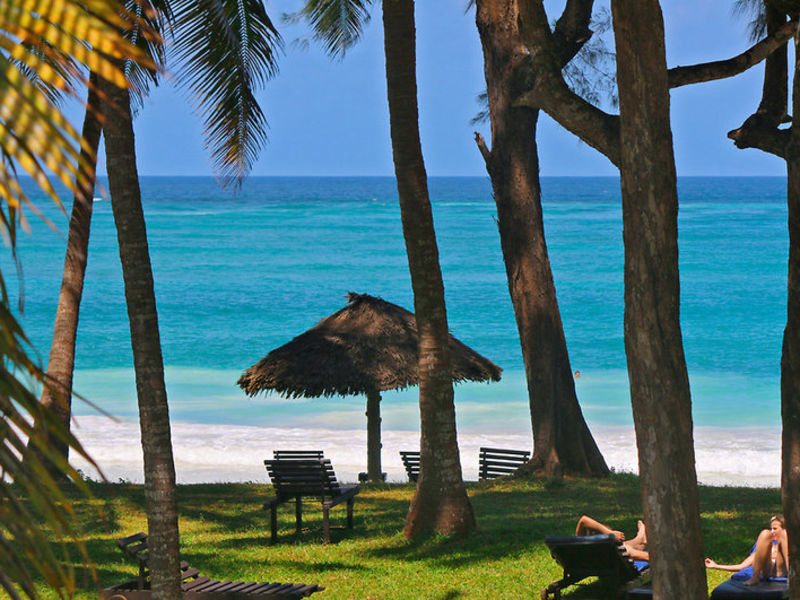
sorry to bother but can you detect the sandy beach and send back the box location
[69,415,780,488]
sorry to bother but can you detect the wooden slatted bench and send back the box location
[263,458,359,544]
[399,451,420,482]
[105,532,323,599]
[273,450,325,461]
[478,447,530,480]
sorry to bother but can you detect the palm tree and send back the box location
[382,0,475,537]
[35,0,281,465]
[93,2,282,595]
[295,0,475,534]
[0,1,153,598]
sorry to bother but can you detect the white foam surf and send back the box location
[68,416,780,488]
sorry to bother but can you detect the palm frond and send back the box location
[123,0,170,113]
[0,1,159,598]
[170,0,282,186]
[290,0,374,60]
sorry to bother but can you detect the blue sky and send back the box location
[83,1,789,178]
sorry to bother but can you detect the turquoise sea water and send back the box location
[8,176,789,483]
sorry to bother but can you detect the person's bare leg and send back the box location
[777,529,789,577]
[745,530,773,585]
[576,515,625,540]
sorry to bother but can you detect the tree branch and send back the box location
[668,20,796,89]
[474,131,491,166]
[552,0,594,66]
[516,0,620,165]
[727,114,790,158]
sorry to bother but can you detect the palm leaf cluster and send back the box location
[0,1,156,598]
[170,0,282,185]
[287,0,374,60]
[0,0,154,216]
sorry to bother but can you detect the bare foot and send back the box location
[637,520,647,544]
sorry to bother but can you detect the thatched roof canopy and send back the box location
[238,292,502,398]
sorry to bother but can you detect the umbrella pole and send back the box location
[366,390,382,482]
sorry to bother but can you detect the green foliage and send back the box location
[14,476,783,600]
[562,6,617,109]
[287,0,375,60]
[0,2,155,598]
[169,0,283,186]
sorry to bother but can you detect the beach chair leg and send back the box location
[323,504,331,544]
[295,497,303,534]
[346,498,354,529]
[269,502,278,545]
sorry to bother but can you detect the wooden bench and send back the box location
[478,447,530,480]
[263,458,359,544]
[399,451,420,482]
[273,450,325,461]
[107,532,323,599]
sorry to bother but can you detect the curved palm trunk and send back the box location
[382,0,475,538]
[98,71,182,600]
[28,73,102,470]
[612,2,706,598]
[475,0,608,477]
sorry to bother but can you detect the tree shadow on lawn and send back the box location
[368,475,647,568]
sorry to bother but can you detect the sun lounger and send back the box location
[104,532,323,599]
[478,447,530,480]
[263,458,359,544]
[541,534,650,600]
[709,566,788,600]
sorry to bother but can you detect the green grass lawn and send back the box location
[21,474,782,600]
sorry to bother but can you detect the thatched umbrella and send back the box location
[238,292,502,482]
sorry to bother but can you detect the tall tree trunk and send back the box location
[782,28,800,600]
[612,2,706,598]
[382,0,475,538]
[365,390,382,482]
[475,0,608,478]
[28,73,102,470]
[98,70,182,600]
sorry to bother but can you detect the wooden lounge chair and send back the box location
[104,532,323,599]
[263,458,359,544]
[478,447,530,480]
[399,451,420,482]
[541,534,650,600]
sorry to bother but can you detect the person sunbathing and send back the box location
[705,515,788,585]
[575,515,649,561]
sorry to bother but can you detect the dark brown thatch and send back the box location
[238,292,502,397]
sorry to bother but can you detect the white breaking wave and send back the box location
[68,416,780,488]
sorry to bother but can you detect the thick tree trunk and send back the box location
[382,0,475,538]
[781,30,800,600]
[475,0,609,478]
[611,2,707,598]
[365,390,382,482]
[29,73,101,469]
[98,71,182,600]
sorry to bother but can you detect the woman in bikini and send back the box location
[705,515,788,585]
[575,515,649,561]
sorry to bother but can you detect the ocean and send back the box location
[10,176,788,486]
